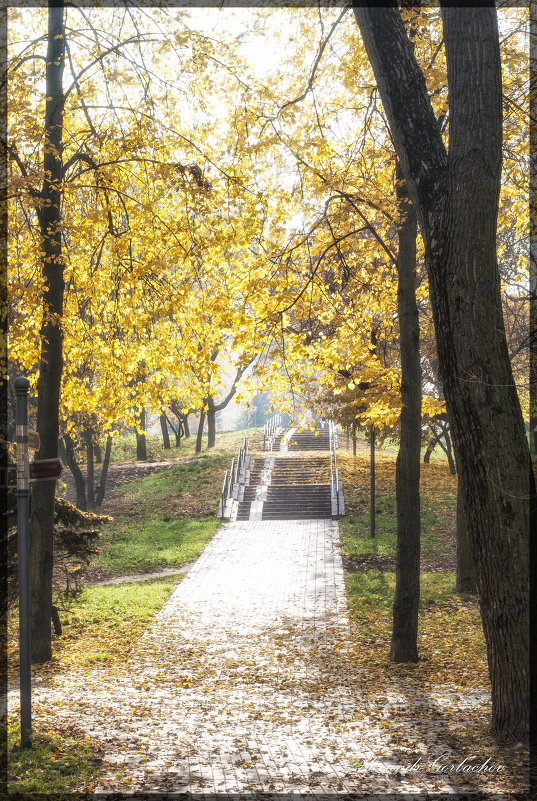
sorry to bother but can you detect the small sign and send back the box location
[30,458,63,482]
[27,431,40,450]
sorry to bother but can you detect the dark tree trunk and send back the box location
[207,395,216,449]
[94,440,102,464]
[29,2,66,663]
[181,413,190,439]
[370,425,375,539]
[195,408,205,454]
[136,407,147,461]
[159,414,170,449]
[353,5,533,739]
[391,168,421,663]
[85,429,95,510]
[441,427,456,476]
[423,434,439,463]
[63,434,87,511]
[95,435,112,507]
[456,478,477,594]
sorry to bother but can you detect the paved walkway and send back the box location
[10,518,517,796]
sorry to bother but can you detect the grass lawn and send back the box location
[338,448,488,689]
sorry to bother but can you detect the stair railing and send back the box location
[329,420,340,516]
[218,437,251,517]
[263,413,282,451]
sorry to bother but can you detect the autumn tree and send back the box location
[352,4,532,740]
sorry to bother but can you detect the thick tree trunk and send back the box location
[29,2,66,663]
[159,414,170,449]
[94,440,102,464]
[95,435,112,507]
[195,408,205,454]
[456,478,477,594]
[353,5,533,739]
[390,169,421,663]
[135,407,147,461]
[207,395,216,449]
[85,429,95,510]
[63,434,87,511]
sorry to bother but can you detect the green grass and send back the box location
[95,517,221,574]
[91,449,232,575]
[7,720,102,795]
[58,579,181,658]
[340,497,450,560]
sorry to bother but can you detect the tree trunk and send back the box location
[207,395,216,449]
[95,435,112,507]
[85,429,95,510]
[195,408,205,454]
[29,2,66,663]
[159,414,170,449]
[353,5,533,739]
[94,440,102,464]
[135,407,147,461]
[391,167,421,663]
[63,434,87,511]
[181,413,190,439]
[352,422,357,457]
[456,478,477,594]
[441,427,456,476]
[370,425,375,539]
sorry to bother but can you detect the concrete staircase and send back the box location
[219,420,344,522]
[236,455,332,520]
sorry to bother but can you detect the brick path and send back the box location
[10,517,517,796]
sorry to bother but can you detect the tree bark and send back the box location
[94,440,102,464]
[181,413,190,439]
[85,429,95,510]
[159,413,170,449]
[135,407,147,461]
[370,425,375,538]
[391,167,421,663]
[456,478,477,594]
[63,434,87,511]
[353,5,533,739]
[95,434,112,507]
[195,408,205,454]
[207,395,216,449]
[29,2,66,662]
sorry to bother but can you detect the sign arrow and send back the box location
[29,458,63,482]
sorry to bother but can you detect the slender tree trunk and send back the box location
[94,440,102,464]
[442,428,456,476]
[85,429,95,510]
[181,413,190,439]
[423,434,439,463]
[29,2,66,662]
[159,414,170,449]
[95,435,112,507]
[63,434,87,511]
[352,422,357,457]
[207,395,216,449]
[391,168,421,663]
[353,5,533,739]
[135,407,147,461]
[456,479,477,594]
[195,408,205,454]
[370,425,375,539]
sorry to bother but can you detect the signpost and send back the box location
[12,377,64,749]
[14,376,31,749]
